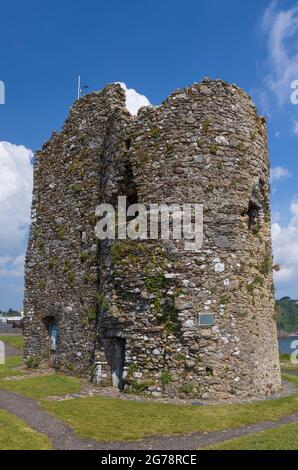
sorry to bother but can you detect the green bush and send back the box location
[26,356,40,369]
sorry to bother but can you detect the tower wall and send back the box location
[23,85,128,374]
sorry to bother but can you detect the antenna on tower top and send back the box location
[77,76,89,99]
[77,75,81,100]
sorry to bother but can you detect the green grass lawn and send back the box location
[42,389,298,442]
[0,335,23,350]
[204,422,298,450]
[279,353,298,371]
[282,373,298,386]
[0,352,81,398]
[0,374,81,399]
[279,353,291,362]
[0,409,51,450]
[0,356,23,378]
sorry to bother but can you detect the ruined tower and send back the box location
[24,79,281,400]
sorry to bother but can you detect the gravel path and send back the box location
[1,388,298,450]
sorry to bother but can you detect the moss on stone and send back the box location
[38,279,45,290]
[95,293,108,310]
[84,273,97,283]
[87,307,97,323]
[71,183,82,194]
[80,251,89,263]
[220,293,230,305]
[252,223,261,235]
[64,259,72,272]
[160,370,173,385]
[144,272,166,292]
[38,241,45,255]
[202,119,211,135]
[159,299,182,339]
[150,128,160,138]
[209,144,218,155]
[48,258,56,270]
[179,383,193,394]
[128,380,155,394]
[67,271,75,286]
[206,183,214,192]
[259,254,271,275]
[55,225,66,240]
[246,275,264,294]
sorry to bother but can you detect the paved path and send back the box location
[44,379,298,405]
[4,344,20,357]
[1,387,298,450]
[0,389,104,450]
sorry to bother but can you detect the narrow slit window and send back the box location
[122,162,138,206]
[247,200,260,229]
[125,138,131,150]
[247,178,268,230]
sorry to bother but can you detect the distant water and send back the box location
[279,336,298,354]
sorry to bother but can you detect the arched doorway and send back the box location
[102,336,126,390]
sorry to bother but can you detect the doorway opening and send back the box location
[110,337,126,391]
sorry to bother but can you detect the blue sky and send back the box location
[0,0,297,309]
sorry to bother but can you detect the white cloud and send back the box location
[0,253,25,278]
[272,200,298,297]
[117,82,151,115]
[261,1,298,104]
[0,256,13,266]
[293,120,298,134]
[271,211,281,223]
[270,165,290,182]
[0,142,33,279]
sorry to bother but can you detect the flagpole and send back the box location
[77,75,81,100]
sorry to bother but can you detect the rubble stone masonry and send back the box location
[24,78,281,399]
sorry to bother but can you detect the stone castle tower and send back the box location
[24,78,281,400]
